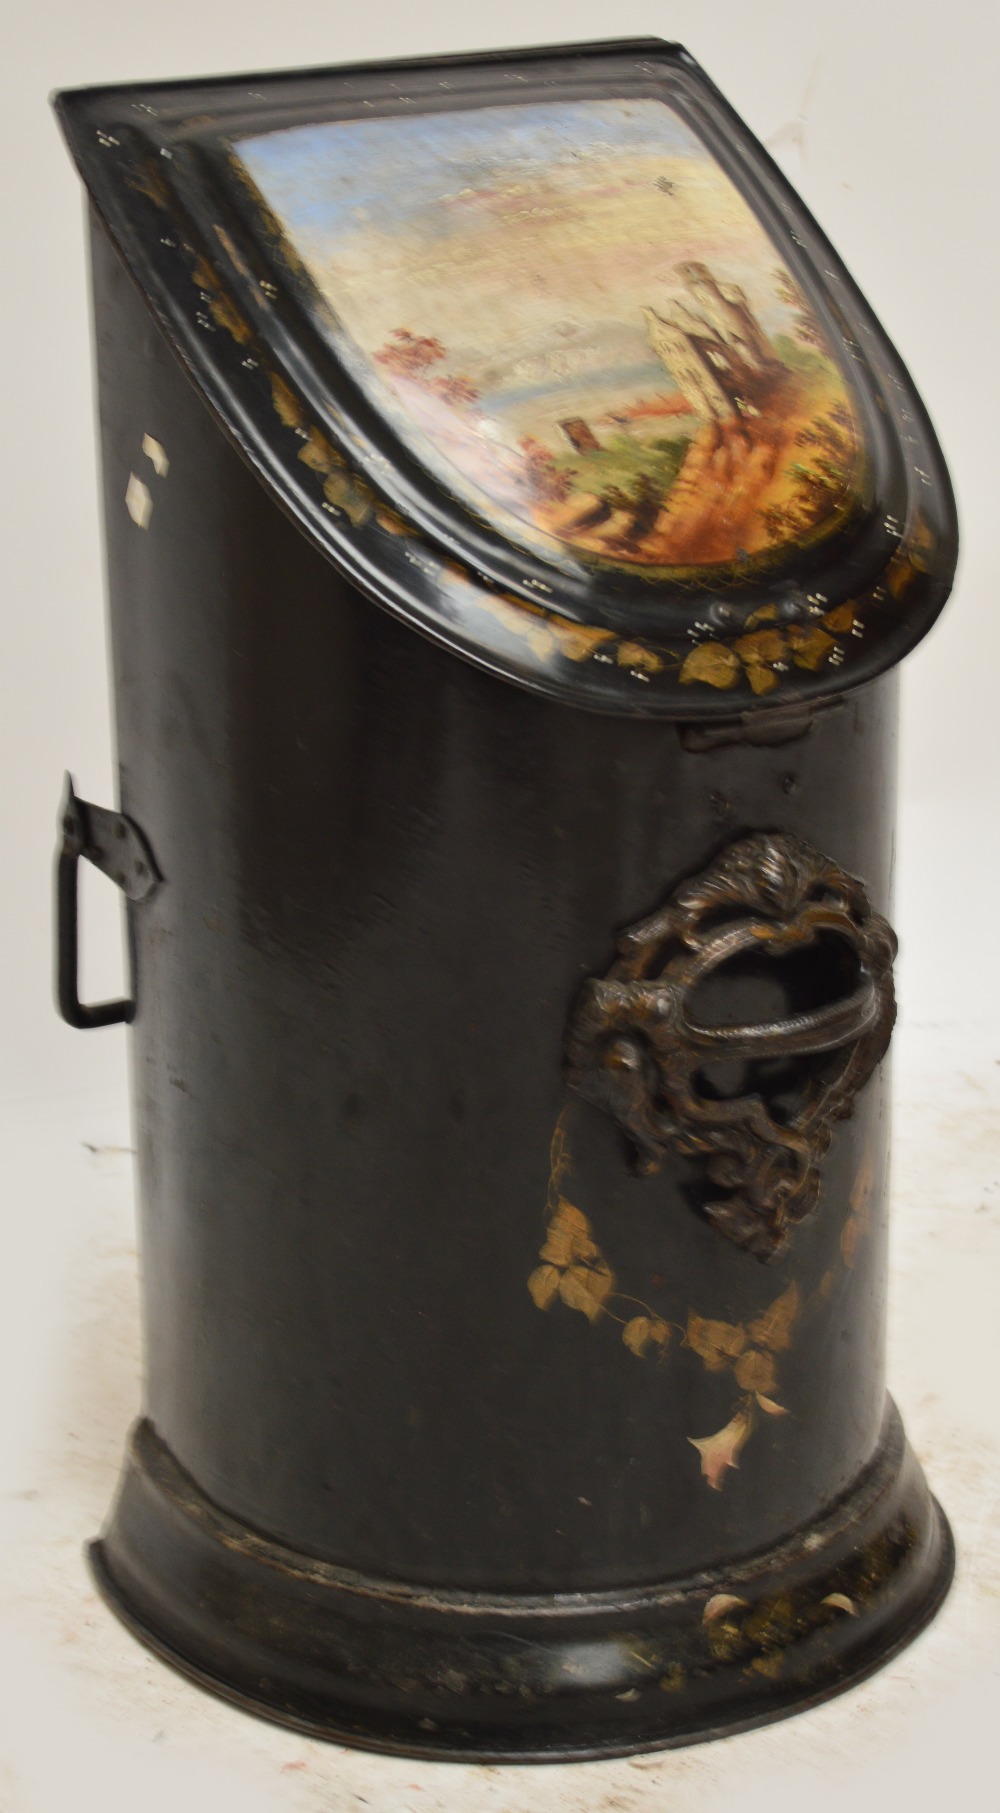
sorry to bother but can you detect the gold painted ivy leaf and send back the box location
[908,511,935,570]
[548,1114,572,1195]
[821,601,856,634]
[616,640,664,674]
[841,1216,862,1269]
[679,642,742,690]
[850,1146,875,1217]
[686,1313,747,1372]
[744,604,781,629]
[478,594,555,661]
[688,1408,753,1490]
[558,1259,615,1323]
[746,1283,800,1354]
[269,373,307,429]
[296,426,344,475]
[733,628,787,666]
[530,1176,616,1325]
[548,616,616,663]
[744,661,781,695]
[841,1144,876,1268]
[885,549,917,600]
[622,1315,672,1358]
[527,1264,562,1311]
[540,1198,598,1267]
[374,503,419,538]
[733,1348,778,1395]
[733,628,787,695]
[622,1315,650,1356]
[322,469,374,527]
[786,624,836,671]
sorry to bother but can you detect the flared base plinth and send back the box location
[90,1409,953,1762]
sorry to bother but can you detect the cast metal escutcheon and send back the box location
[566,833,897,1260]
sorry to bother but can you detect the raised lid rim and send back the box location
[54,38,958,719]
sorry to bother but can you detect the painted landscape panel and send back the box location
[238,99,863,570]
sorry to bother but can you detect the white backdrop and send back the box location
[2,5,998,1811]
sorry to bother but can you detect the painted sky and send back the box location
[239,100,706,242]
[237,100,802,390]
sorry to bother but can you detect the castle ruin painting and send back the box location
[238,99,863,572]
[643,262,780,423]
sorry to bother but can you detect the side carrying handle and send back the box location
[55,774,160,1029]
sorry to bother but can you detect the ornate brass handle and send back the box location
[565,834,896,1260]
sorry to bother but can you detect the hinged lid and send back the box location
[56,38,957,717]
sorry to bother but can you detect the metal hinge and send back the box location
[678,697,843,753]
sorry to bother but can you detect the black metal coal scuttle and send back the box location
[54,38,957,1761]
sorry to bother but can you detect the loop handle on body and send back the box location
[55,774,160,1030]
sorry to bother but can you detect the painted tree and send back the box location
[519,437,575,503]
[433,374,480,407]
[760,410,855,545]
[375,328,446,378]
[375,331,479,408]
[772,269,826,353]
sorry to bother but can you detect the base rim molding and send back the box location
[89,1408,954,1762]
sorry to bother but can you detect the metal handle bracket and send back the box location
[565,833,897,1260]
[55,773,160,1029]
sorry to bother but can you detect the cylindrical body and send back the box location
[55,36,958,1760]
[81,215,947,1758]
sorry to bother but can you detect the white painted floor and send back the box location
[1,1019,997,1813]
